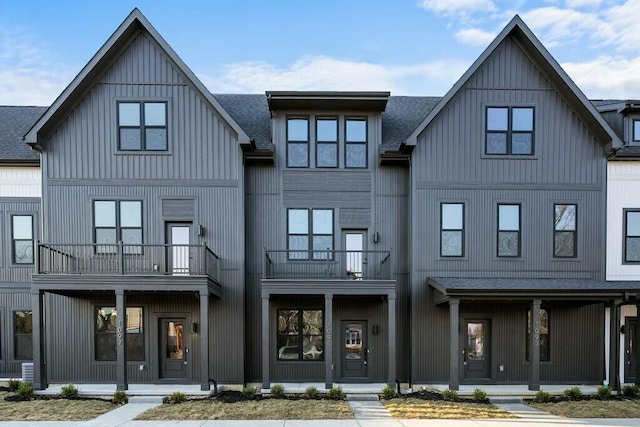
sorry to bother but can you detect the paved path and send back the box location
[348,400,394,420]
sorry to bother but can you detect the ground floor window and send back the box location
[14,311,32,360]
[95,306,144,361]
[277,309,323,361]
[526,308,549,362]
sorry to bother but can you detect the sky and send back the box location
[0,0,639,106]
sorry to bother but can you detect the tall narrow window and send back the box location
[287,118,309,167]
[287,208,333,260]
[14,311,32,360]
[486,107,534,155]
[11,215,33,264]
[554,204,577,258]
[95,307,145,361]
[94,201,142,254]
[526,308,549,362]
[316,118,338,167]
[498,204,520,257]
[633,120,640,142]
[441,203,464,257]
[624,209,640,263]
[345,118,367,168]
[277,309,323,361]
[118,101,167,151]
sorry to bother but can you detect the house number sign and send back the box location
[117,323,123,346]
[534,320,540,347]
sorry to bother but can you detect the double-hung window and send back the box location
[94,201,142,254]
[277,309,323,361]
[11,215,33,264]
[526,308,549,362]
[287,208,333,260]
[95,306,144,361]
[486,107,534,155]
[497,204,520,257]
[441,203,464,257]
[554,204,577,258]
[316,118,338,167]
[624,209,640,263]
[287,118,309,167]
[345,118,367,168]
[118,101,167,151]
[14,311,32,360]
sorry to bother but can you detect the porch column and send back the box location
[261,295,270,389]
[115,289,127,390]
[387,294,397,387]
[529,299,541,391]
[609,300,622,391]
[199,290,210,391]
[31,290,47,390]
[449,298,459,391]
[325,294,333,389]
[636,300,640,387]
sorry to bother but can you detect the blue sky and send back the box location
[1,0,638,105]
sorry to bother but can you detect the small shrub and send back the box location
[597,385,611,398]
[61,383,78,399]
[328,386,343,400]
[442,389,458,401]
[472,388,488,403]
[534,390,551,403]
[305,386,318,398]
[112,389,128,405]
[270,383,285,397]
[7,379,21,392]
[241,386,257,399]
[169,391,187,403]
[622,384,640,397]
[17,382,34,399]
[563,386,582,400]
[381,385,397,400]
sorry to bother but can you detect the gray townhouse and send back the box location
[1,8,640,392]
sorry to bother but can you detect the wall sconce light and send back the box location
[373,232,380,244]
[198,224,205,237]
[191,322,198,333]
[372,324,380,335]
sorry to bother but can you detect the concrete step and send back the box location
[128,396,165,404]
[346,393,379,401]
[489,396,524,404]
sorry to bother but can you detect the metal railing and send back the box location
[36,241,221,282]
[264,249,391,280]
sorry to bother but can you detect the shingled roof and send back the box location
[0,106,45,163]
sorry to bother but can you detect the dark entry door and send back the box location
[342,321,368,379]
[463,320,491,380]
[626,318,637,383]
[166,223,192,275]
[160,318,187,379]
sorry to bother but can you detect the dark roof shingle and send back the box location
[0,106,46,162]
[381,96,441,151]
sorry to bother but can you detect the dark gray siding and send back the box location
[0,291,31,376]
[0,198,40,283]
[599,110,624,141]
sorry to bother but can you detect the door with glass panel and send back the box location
[166,223,191,275]
[342,321,368,379]
[343,231,367,279]
[160,318,187,379]
[462,319,491,380]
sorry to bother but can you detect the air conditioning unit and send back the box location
[21,362,34,383]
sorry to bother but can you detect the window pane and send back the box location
[498,231,519,256]
[313,236,333,259]
[499,205,520,230]
[346,144,366,168]
[628,212,640,236]
[313,210,333,234]
[303,310,323,332]
[145,128,167,150]
[122,229,142,254]
[144,103,166,126]
[442,204,463,230]
[346,120,366,142]
[303,335,323,360]
[120,201,141,227]
[288,236,309,259]
[278,334,300,360]
[512,133,532,155]
[13,240,34,264]
[487,108,508,131]
[626,237,640,262]
[287,143,308,167]
[555,205,576,231]
[14,311,32,334]
[278,310,299,334]
[513,108,533,131]
[317,119,337,142]
[288,119,308,142]
[96,307,117,333]
[288,209,309,234]
[316,144,337,167]
[12,216,32,239]
[127,307,144,333]
[554,231,575,257]
[635,121,640,141]
[119,103,140,126]
[96,229,117,254]
[120,128,141,150]
[486,133,507,154]
[441,231,463,256]
[94,201,116,227]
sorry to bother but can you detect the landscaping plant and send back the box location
[305,386,318,398]
[381,385,397,400]
[563,386,582,400]
[241,386,257,399]
[113,390,128,404]
[472,388,488,403]
[622,384,640,397]
[17,382,34,400]
[442,389,458,401]
[534,390,551,403]
[270,384,285,397]
[60,384,78,399]
[169,391,187,403]
[7,379,21,392]
[597,385,612,398]
[328,386,343,400]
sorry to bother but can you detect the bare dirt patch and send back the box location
[383,398,516,419]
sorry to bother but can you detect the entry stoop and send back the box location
[489,396,524,404]
[346,394,379,401]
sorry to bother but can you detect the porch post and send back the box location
[199,290,210,391]
[325,294,333,389]
[529,299,541,391]
[387,294,396,387]
[449,298,459,391]
[31,290,47,390]
[609,300,621,391]
[261,295,270,389]
[636,300,640,387]
[115,289,127,390]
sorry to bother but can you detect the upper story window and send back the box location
[624,209,640,263]
[118,102,167,151]
[345,118,367,168]
[288,208,333,260]
[486,107,534,155]
[11,215,33,264]
[554,204,577,258]
[316,118,338,168]
[287,118,309,167]
[94,201,142,254]
[633,120,640,143]
[441,203,464,257]
[497,204,521,257]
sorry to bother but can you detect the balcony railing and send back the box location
[264,249,391,280]
[36,242,221,282]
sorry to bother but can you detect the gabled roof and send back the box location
[23,8,250,150]
[405,15,622,151]
[0,106,46,164]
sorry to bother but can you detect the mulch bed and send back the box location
[4,394,113,403]
[207,390,343,404]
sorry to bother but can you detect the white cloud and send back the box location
[454,28,497,47]
[565,0,602,7]
[520,6,601,47]
[562,56,640,99]
[419,0,496,18]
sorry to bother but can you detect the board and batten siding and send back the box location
[0,291,31,376]
[0,198,40,283]
[0,167,41,198]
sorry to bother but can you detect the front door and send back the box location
[343,230,367,279]
[160,318,187,379]
[342,321,368,380]
[463,319,491,380]
[625,318,637,383]
[166,223,192,275]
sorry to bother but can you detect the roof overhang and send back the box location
[0,159,40,167]
[266,91,390,111]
